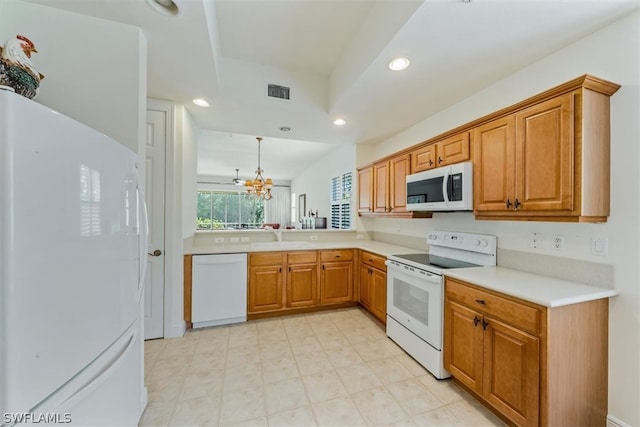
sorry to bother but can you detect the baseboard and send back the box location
[165,321,187,338]
[607,414,631,427]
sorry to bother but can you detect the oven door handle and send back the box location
[386,260,442,284]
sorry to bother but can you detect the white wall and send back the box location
[359,10,640,425]
[0,0,146,154]
[291,144,356,225]
[181,108,198,239]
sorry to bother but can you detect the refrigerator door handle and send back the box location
[48,329,137,414]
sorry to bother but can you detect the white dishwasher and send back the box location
[192,253,248,328]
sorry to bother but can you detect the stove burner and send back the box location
[392,253,480,269]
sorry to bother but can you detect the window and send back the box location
[197,191,264,230]
[330,171,352,229]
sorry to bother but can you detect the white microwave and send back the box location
[406,162,473,211]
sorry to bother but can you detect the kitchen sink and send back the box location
[250,241,316,251]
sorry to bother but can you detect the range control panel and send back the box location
[427,230,497,256]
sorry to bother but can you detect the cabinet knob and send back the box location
[514,198,521,210]
[429,159,433,166]
[475,299,486,305]
[505,199,512,209]
[438,157,443,164]
[473,316,480,327]
[482,319,489,330]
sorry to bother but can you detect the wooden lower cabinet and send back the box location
[320,249,354,305]
[444,277,609,427]
[286,265,317,307]
[358,250,387,323]
[320,262,353,304]
[248,250,355,316]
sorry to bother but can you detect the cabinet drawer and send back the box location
[320,249,354,262]
[249,252,284,266]
[287,251,317,265]
[360,250,387,271]
[446,278,542,335]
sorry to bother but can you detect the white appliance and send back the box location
[192,253,248,328]
[0,90,147,425]
[386,230,496,379]
[406,161,473,211]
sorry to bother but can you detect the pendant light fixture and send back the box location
[245,137,273,200]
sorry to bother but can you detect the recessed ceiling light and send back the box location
[145,0,179,15]
[192,98,210,107]
[333,118,347,126]
[388,57,410,71]
[279,126,291,132]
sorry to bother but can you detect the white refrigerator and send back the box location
[0,90,147,425]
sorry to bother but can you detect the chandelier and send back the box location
[245,137,273,200]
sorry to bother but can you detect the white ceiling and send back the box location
[26,0,640,181]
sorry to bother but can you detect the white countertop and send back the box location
[185,239,425,258]
[445,266,617,308]
[186,239,616,308]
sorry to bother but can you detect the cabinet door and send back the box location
[483,317,540,427]
[248,265,283,313]
[373,161,389,213]
[359,265,372,309]
[286,263,317,308]
[370,268,387,323]
[515,93,574,212]
[473,116,516,212]
[411,144,437,173]
[389,154,410,213]
[436,132,470,166]
[320,261,353,304]
[444,300,484,394]
[357,167,373,214]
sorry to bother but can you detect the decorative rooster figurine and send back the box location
[0,34,44,99]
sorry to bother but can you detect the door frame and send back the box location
[146,98,185,339]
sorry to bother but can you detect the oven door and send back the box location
[386,262,443,350]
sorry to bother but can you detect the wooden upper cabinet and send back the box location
[389,154,410,212]
[436,132,471,167]
[371,154,410,214]
[373,161,389,213]
[411,132,470,173]
[357,167,373,214]
[515,94,574,212]
[411,144,437,172]
[473,116,516,212]
[474,78,619,222]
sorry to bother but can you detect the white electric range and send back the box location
[385,230,497,379]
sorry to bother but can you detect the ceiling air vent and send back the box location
[267,84,290,100]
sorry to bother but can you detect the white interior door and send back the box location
[144,109,166,339]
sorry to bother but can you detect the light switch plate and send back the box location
[591,237,608,256]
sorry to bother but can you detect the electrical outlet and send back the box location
[551,234,564,251]
[356,234,364,240]
[529,232,542,249]
[214,237,225,243]
[310,235,318,241]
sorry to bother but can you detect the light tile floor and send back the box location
[140,308,506,426]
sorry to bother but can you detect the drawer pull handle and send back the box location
[482,319,489,330]
[335,255,341,258]
[475,299,486,305]
[473,316,480,327]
